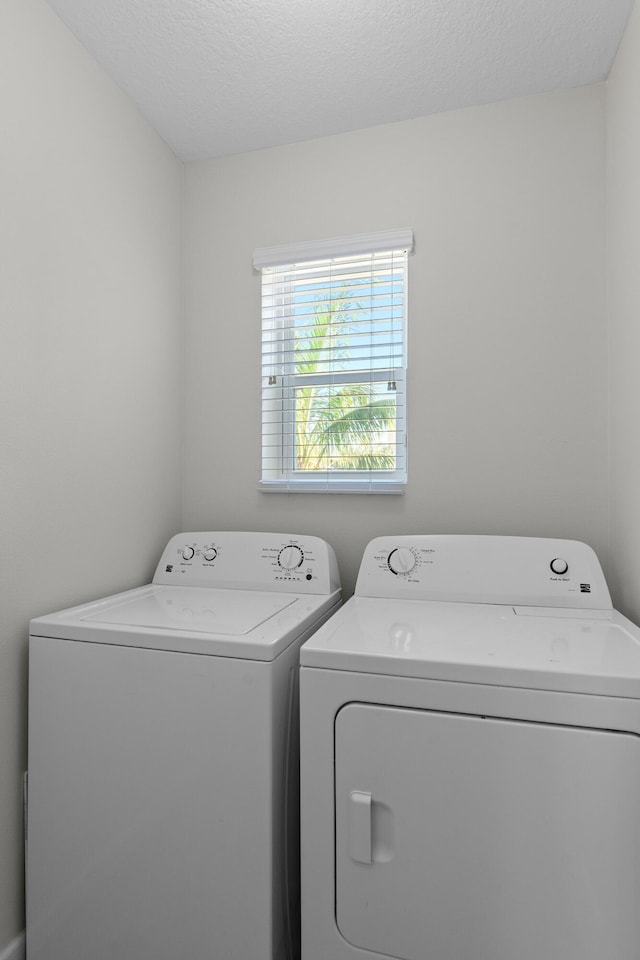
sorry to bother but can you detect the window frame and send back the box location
[255,230,412,494]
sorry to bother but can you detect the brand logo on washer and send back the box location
[580,583,591,593]
[165,565,174,573]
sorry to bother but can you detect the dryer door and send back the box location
[335,703,640,960]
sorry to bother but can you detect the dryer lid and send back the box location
[300,596,640,698]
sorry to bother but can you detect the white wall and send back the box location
[184,85,608,595]
[608,0,640,622]
[0,0,183,947]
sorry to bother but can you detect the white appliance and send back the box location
[299,535,640,960]
[27,531,341,960]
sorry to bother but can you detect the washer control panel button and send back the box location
[387,547,417,575]
[278,545,304,570]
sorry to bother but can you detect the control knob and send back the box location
[388,547,416,575]
[203,548,217,562]
[182,546,195,561]
[278,545,304,570]
[550,558,569,575]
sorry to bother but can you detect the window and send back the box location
[255,229,412,493]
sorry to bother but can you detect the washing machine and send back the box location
[299,535,640,960]
[26,531,341,960]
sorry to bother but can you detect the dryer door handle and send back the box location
[348,790,372,863]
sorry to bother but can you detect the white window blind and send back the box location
[256,229,412,493]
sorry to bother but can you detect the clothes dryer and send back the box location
[300,535,640,960]
[27,531,341,960]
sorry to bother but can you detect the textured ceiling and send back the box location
[45,0,633,161]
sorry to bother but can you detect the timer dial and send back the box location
[278,545,304,571]
[388,547,416,575]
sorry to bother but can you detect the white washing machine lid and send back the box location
[299,596,640,698]
[83,587,294,635]
[30,584,340,660]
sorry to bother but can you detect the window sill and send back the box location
[258,480,405,495]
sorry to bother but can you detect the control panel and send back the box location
[355,536,612,609]
[153,532,340,595]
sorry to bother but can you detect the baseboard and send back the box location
[0,933,25,960]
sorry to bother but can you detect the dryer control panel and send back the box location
[153,531,340,595]
[355,535,612,610]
